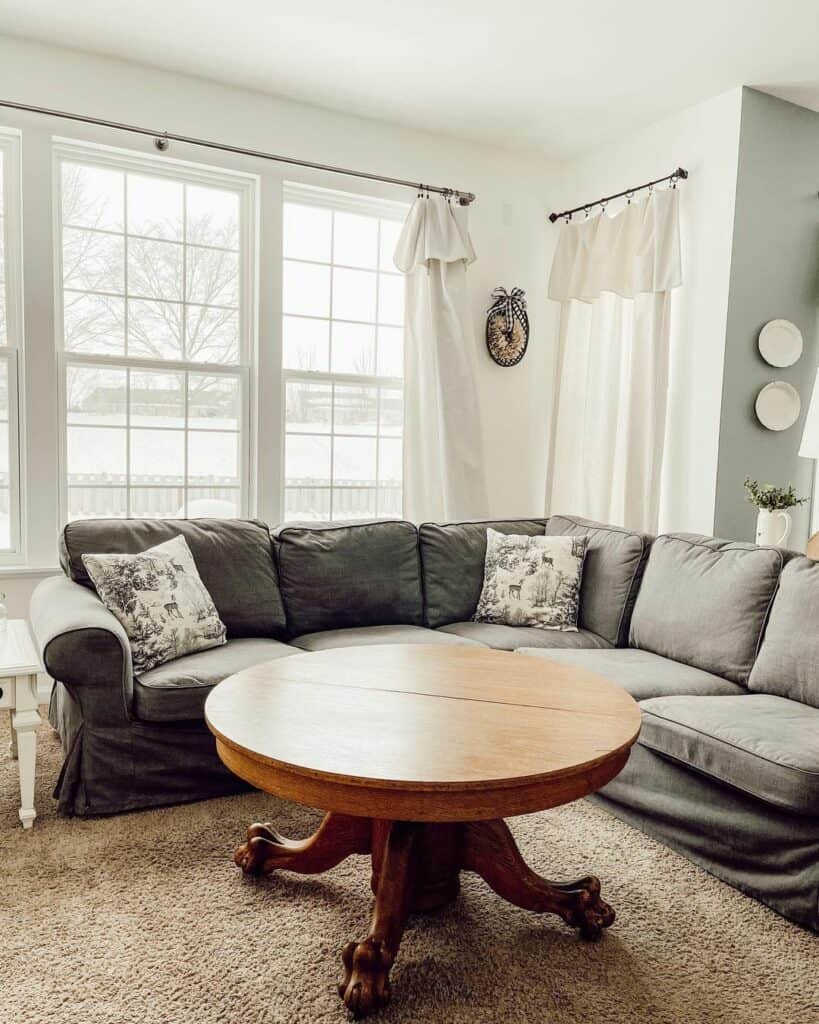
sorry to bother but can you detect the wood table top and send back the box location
[205,644,641,821]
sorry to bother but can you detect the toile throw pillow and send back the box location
[81,534,227,674]
[473,529,588,631]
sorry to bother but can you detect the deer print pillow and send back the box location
[82,535,226,674]
[473,529,588,631]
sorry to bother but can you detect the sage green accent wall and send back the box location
[715,88,819,548]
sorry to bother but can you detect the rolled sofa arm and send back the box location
[29,574,133,727]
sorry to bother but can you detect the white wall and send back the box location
[548,89,743,534]
[0,38,747,624]
[0,34,560,613]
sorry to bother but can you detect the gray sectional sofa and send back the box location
[29,513,819,932]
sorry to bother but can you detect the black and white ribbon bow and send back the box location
[488,287,527,335]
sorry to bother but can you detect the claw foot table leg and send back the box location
[338,821,416,1018]
[463,819,615,940]
[234,812,372,876]
[233,814,617,1018]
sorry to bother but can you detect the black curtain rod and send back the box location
[0,98,477,206]
[548,166,688,223]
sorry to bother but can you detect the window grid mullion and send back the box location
[66,420,236,436]
[68,482,240,491]
[374,217,382,517]
[64,285,239,316]
[182,183,188,362]
[123,173,130,358]
[328,211,335,375]
[62,221,238,255]
[328,210,336,521]
[283,254,400,278]
[125,366,132,517]
[283,311,397,330]
[183,370,189,517]
[329,379,336,522]
[282,367,401,389]
[65,350,244,377]
[124,170,132,517]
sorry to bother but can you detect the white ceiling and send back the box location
[2,0,819,158]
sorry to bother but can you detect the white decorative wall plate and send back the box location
[758,319,803,368]
[755,380,801,431]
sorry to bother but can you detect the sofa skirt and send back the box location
[49,682,248,816]
[595,742,819,932]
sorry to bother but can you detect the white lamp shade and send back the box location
[799,368,819,458]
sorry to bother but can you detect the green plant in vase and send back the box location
[744,478,807,547]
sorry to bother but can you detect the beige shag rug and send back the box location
[1,712,817,1024]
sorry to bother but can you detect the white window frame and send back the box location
[0,129,24,563]
[281,182,407,522]
[52,138,259,524]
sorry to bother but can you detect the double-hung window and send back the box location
[56,142,255,522]
[282,183,406,521]
[0,129,23,560]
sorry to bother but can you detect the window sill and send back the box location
[0,565,61,578]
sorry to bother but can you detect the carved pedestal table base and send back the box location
[235,812,615,1018]
[206,646,641,1020]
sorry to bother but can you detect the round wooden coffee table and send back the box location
[205,644,641,1018]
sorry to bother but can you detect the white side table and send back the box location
[0,620,43,828]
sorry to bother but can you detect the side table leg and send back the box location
[13,674,41,829]
[9,709,18,759]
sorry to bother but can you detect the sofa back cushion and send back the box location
[748,557,819,708]
[60,518,287,639]
[273,520,423,636]
[419,519,549,628]
[629,534,784,683]
[545,515,650,646]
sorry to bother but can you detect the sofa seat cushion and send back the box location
[545,515,650,646]
[273,520,423,636]
[290,624,484,652]
[629,534,784,683]
[514,649,745,701]
[134,637,297,722]
[438,621,610,651]
[639,693,819,816]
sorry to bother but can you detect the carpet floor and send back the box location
[1,713,817,1024]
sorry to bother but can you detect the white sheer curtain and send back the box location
[394,195,488,522]
[546,188,682,533]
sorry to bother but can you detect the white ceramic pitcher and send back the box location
[755,508,792,547]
